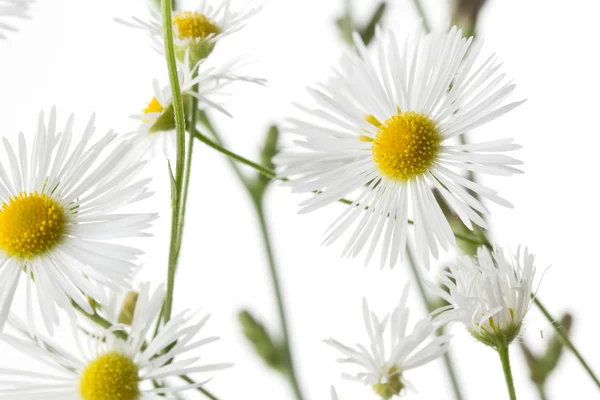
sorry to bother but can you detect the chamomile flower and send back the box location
[0,283,231,400]
[0,108,155,333]
[275,26,524,269]
[0,0,34,39]
[129,55,265,160]
[325,285,451,398]
[118,0,261,64]
[430,246,537,350]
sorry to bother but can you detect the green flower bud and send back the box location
[373,366,404,399]
[118,291,139,326]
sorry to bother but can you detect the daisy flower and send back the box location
[0,283,231,400]
[0,0,34,40]
[118,0,261,64]
[430,245,537,350]
[129,55,265,160]
[0,108,155,333]
[325,284,451,398]
[275,26,524,269]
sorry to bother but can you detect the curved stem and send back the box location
[534,298,600,389]
[180,375,221,400]
[498,346,517,400]
[161,0,187,324]
[411,0,431,33]
[254,202,306,400]
[406,248,465,400]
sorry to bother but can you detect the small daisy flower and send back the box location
[0,108,155,333]
[129,55,265,160]
[275,26,524,269]
[0,283,231,400]
[118,0,261,65]
[0,0,34,39]
[325,285,451,398]
[430,246,537,350]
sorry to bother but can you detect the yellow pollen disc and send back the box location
[173,11,221,40]
[0,192,66,259]
[370,111,442,181]
[79,352,140,400]
[143,96,164,115]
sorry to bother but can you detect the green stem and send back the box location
[534,298,600,389]
[498,346,517,400]
[411,0,431,33]
[406,248,464,400]
[535,384,548,400]
[253,201,305,400]
[161,0,187,324]
[180,375,221,400]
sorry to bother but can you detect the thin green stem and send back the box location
[534,298,600,389]
[162,0,187,324]
[254,202,305,400]
[180,375,221,400]
[411,0,431,33]
[406,248,464,400]
[498,346,517,400]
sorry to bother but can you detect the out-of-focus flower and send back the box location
[0,0,34,40]
[430,246,537,350]
[0,283,230,400]
[0,108,155,333]
[117,0,261,66]
[275,26,523,269]
[128,56,265,160]
[325,285,451,398]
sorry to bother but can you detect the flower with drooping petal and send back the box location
[325,284,451,398]
[0,283,231,400]
[0,0,34,40]
[0,108,155,333]
[430,245,537,350]
[129,54,265,160]
[275,26,524,269]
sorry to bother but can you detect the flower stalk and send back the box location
[498,346,517,400]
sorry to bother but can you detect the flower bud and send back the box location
[118,291,139,326]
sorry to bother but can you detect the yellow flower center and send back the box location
[79,352,140,400]
[362,111,442,181]
[143,97,164,115]
[0,192,66,259]
[173,11,221,41]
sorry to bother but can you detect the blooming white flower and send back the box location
[129,55,265,160]
[0,0,34,39]
[0,108,155,333]
[430,246,537,350]
[0,283,230,400]
[118,0,260,61]
[325,285,451,398]
[275,26,524,269]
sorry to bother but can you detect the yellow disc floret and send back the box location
[79,352,140,400]
[143,97,164,115]
[0,192,66,259]
[368,111,442,181]
[173,11,221,41]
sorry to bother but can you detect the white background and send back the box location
[1,0,599,399]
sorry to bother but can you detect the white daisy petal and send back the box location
[0,0,34,40]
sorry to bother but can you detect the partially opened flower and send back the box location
[275,26,523,269]
[118,0,260,65]
[0,108,155,333]
[430,246,537,350]
[0,283,231,399]
[129,56,265,160]
[0,0,34,39]
[325,285,451,398]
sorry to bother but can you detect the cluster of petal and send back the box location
[275,26,523,269]
[431,246,537,350]
[117,0,261,54]
[0,283,230,399]
[325,285,450,397]
[0,0,34,39]
[0,109,155,333]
